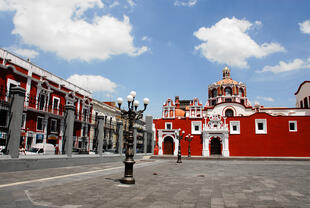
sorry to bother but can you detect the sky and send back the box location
[0,0,310,118]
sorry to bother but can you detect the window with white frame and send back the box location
[255,119,267,134]
[50,119,57,133]
[52,97,60,113]
[289,121,297,132]
[165,122,172,130]
[37,116,44,131]
[230,121,240,134]
[191,121,202,134]
[6,78,20,101]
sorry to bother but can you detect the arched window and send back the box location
[225,109,234,117]
[225,87,232,96]
[212,89,217,97]
[239,88,244,97]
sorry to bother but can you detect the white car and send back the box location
[25,143,55,155]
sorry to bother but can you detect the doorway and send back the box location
[210,137,221,155]
[163,136,174,155]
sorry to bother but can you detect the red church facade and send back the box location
[153,67,310,157]
[0,48,93,154]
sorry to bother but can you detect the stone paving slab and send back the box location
[1,159,310,207]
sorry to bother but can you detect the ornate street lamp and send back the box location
[175,129,185,163]
[185,134,193,158]
[117,91,150,184]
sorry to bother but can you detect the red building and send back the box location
[153,67,310,157]
[0,48,93,154]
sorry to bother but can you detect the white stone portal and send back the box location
[158,129,179,156]
[202,114,229,157]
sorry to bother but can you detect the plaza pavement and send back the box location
[0,158,310,208]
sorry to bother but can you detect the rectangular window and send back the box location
[165,122,172,130]
[289,121,297,132]
[39,94,46,110]
[300,100,303,108]
[37,116,43,131]
[53,97,60,113]
[230,121,240,134]
[255,119,267,134]
[0,110,8,127]
[191,121,202,134]
[50,119,57,132]
[21,113,26,129]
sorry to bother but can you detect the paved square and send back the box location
[1,159,310,207]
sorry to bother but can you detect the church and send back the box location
[153,67,310,157]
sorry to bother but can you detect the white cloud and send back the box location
[0,0,148,61]
[256,96,274,102]
[109,1,120,8]
[142,36,151,41]
[194,17,285,68]
[299,20,310,34]
[67,74,117,93]
[7,46,39,59]
[127,0,135,7]
[174,0,197,7]
[258,58,310,74]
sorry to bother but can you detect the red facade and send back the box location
[153,67,310,157]
[0,49,93,153]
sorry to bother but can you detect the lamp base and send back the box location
[120,177,135,184]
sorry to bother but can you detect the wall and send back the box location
[228,113,310,157]
[154,117,203,156]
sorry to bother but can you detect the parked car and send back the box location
[25,143,55,155]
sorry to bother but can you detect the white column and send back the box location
[202,131,210,156]
[173,137,179,156]
[222,132,230,157]
[158,130,163,155]
[25,76,32,106]
[58,119,64,154]
[43,115,49,144]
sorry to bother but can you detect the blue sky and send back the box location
[0,0,310,118]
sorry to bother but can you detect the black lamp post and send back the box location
[185,134,193,158]
[117,91,150,184]
[175,129,185,163]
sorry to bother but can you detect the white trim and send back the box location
[255,119,267,134]
[52,96,60,114]
[191,121,202,135]
[230,121,240,134]
[289,120,297,132]
[6,78,20,101]
[36,116,44,131]
[165,122,172,130]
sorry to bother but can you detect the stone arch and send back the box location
[163,136,174,155]
[222,106,236,117]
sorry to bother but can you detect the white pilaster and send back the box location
[158,130,163,155]
[202,132,210,156]
[174,137,179,156]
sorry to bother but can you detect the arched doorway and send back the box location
[163,136,174,155]
[210,137,221,155]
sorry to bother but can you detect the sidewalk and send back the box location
[1,159,310,207]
